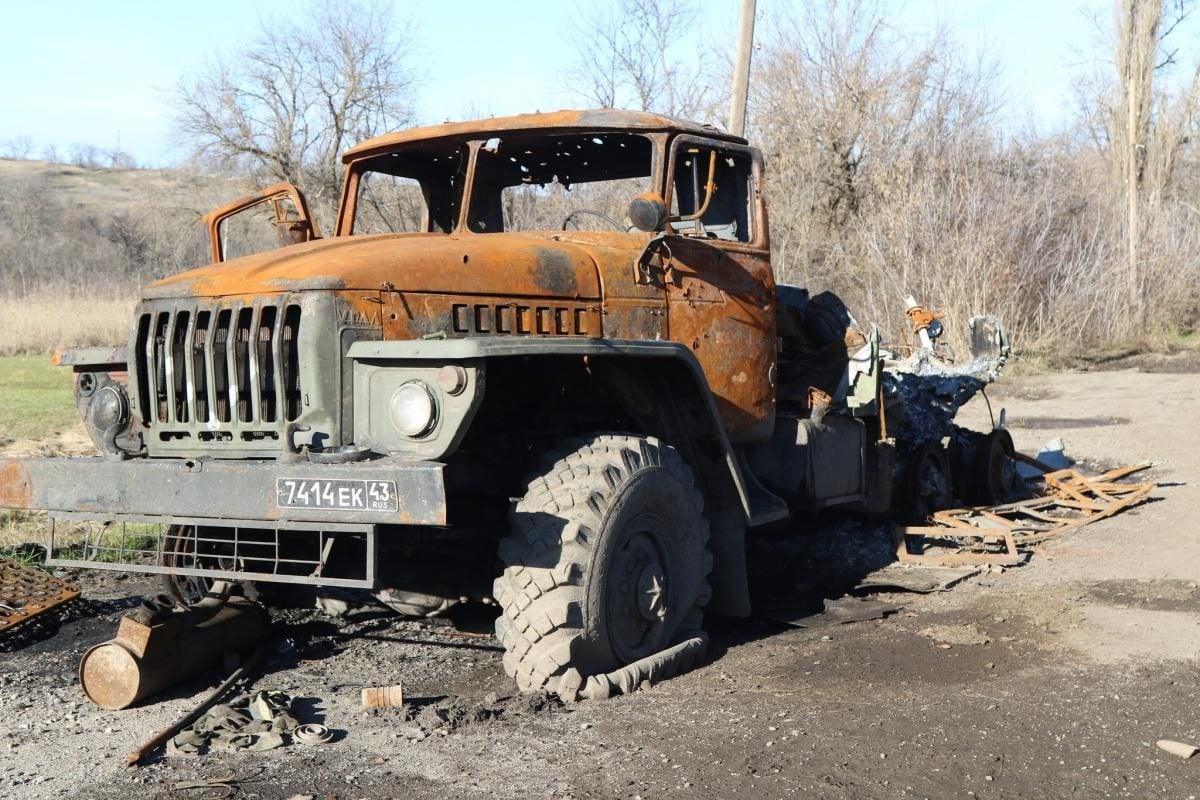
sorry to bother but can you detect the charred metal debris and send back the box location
[0,556,79,635]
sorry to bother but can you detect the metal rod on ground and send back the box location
[1012,451,1057,474]
[125,641,268,767]
[728,0,757,137]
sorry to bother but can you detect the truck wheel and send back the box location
[159,524,258,608]
[974,429,1018,504]
[160,525,219,607]
[494,434,712,695]
[904,442,953,522]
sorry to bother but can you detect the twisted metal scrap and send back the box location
[0,557,79,634]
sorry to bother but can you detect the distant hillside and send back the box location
[0,158,257,299]
[0,158,243,217]
[0,159,259,353]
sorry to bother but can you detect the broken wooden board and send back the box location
[895,464,1155,568]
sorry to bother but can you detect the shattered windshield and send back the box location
[467,132,654,233]
[350,142,469,235]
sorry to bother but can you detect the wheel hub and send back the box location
[919,460,951,500]
[635,562,668,622]
[609,523,672,661]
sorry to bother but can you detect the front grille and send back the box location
[134,301,302,435]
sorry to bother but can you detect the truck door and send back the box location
[663,138,776,442]
[202,182,321,263]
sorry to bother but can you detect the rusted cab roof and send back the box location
[342,109,745,163]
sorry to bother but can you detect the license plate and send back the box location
[276,478,398,512]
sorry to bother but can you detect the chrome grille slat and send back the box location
[225,302,242,427]
[193,310,211,423]
[163,312,179,424]
[214,309,231,423]
[203,311,218,424]
[147,312,163,423]
[270,307,285,424]
[248,304,263,425]
[183,309,198,425]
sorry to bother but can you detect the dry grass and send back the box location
[0,510,47,549]
[0,295,133,356]
[0,158,243,217]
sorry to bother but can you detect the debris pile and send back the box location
[895,463,1156,567]
[169,690,331,755]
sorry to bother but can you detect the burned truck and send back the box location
[0,110,1011,700]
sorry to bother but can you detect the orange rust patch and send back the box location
[342,108,746,163]
[147,232,605,301]
[0,461,34,508]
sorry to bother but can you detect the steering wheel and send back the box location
[562,209,627,231]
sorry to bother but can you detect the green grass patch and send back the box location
[0,355,77,447]
[0,541,46,569]
[68,526,160,561]
[0,508,46,549]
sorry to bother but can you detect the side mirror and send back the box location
[276,219,313,247]
[628,192,667,232]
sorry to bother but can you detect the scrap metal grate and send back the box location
[0,556,80,634]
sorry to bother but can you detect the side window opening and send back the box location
[671,146,753,243]
[203,184,320,264]
[218,196,305,261]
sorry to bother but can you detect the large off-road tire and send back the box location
[494,434,712,695]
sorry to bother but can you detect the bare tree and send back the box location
[106,149,137,170]
[69,143,102,169]
[1,136,33,160]
[1078,0,1200,322]
[172,0,418,220]
[753,0,997,244]
[564,0,717,120]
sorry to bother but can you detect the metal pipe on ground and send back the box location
[80,598,267,710]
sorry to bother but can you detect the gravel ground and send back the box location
[2,367,1198,799]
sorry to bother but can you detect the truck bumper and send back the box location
[0,456,447,589]
[0,456,446,527]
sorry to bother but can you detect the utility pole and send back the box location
[728,0,757,138]
[1127,61,1139,320]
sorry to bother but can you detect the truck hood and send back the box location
[144,232,614,301]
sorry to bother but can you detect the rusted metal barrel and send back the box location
[80,599,267,710]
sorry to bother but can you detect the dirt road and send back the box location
[2,368,1198,799]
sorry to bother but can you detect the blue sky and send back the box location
[0,0,1167,166]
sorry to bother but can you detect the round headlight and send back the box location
[389,381,437,438]
[90,384,129,431]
